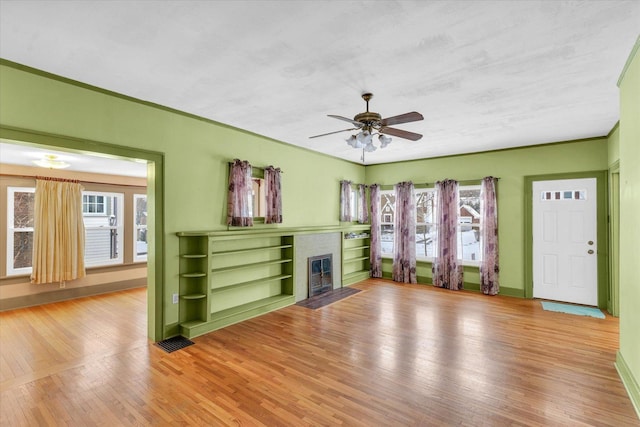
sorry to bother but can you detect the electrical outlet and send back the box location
[172,293,179,304]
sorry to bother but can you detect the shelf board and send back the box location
[343,270,370,285]
[211,274,293,293]
[343,256,369,263]
[211,244,292,256]
[344,236,370,240]
[181,294,206,300]
[212,258,292,273]
[181,254,207,259]
[180,272,207,278]
[344,245,370,251]
[211,294,293,319]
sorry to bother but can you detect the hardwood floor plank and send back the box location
[0,281,638,426]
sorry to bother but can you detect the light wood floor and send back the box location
[1,279,638,426]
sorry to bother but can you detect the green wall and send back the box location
[365,139,609,293]
[0,62,365,339]
[617,38,640,415]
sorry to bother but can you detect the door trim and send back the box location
[0,125,166,340]
[524,171,609,309]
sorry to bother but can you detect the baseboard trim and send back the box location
[616,351,640,419]
[0,278,146,311]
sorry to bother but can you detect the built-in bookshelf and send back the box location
[342,230,371,286]
[177,232,295,338]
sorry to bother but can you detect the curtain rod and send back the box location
[374,177,500,188]
[228,161,284,173]
[1,173,147,188]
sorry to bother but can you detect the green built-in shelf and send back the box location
[344,246,370,251]
[181,254,207,259]
[211,244,292,256]
[180,272,207,278]
[181,294,206,300]
[344,256,369,263]
[211,258,292,273]
[211,274,293,293]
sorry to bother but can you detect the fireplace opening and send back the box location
[308,254,333,297]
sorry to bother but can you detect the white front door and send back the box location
[532,178,598,306]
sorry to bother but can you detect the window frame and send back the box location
[6,187,35,276]
[380,190,395,256]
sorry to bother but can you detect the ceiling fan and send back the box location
[309,93,424,155]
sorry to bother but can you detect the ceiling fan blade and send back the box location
[380,112,424,127]
[328,114,364,127]
[309,128,358,139]
[380,126,423,141]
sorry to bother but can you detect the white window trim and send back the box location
[6,187,35,276]
[133,194,148,263]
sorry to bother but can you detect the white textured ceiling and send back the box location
[1,1,639,165]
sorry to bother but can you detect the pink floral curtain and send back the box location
[227,159,253,227]
[369,184,382,277]
[264,166,282,224]
[31,178,86,284]
[340,180,352,222]
[392,181,417,283]
[357,184,368,223]
[432,179,463,290]
[480,176,499,295]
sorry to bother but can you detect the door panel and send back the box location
[533,178,597,305]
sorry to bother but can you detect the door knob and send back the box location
[587,241,594,245]
[588,249,594,254]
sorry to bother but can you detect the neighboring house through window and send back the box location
[82,192,124,267]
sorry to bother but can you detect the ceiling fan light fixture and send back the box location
[379,134,392,148]
[356,130,372,146]
[33,154,70,169]
[346,135,357,147]
[364,142,377,152]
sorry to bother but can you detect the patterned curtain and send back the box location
[340,180,352,222]
[264,166,282,224]
[480,176,499,295]
[392,181,417,283]
[227,159,254,227]
[357,184,368,223]
[432,179,463,290]
[31,178,86,284]
[369,184,382,277]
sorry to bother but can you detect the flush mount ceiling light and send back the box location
[310,93,424,161]
[33,154,70,169]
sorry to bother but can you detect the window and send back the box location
[83,192,124,267]
[379,185,482,265]
[83,194,106,214]
[134,194,148,262]
[415,190,436,258]
[458,186,481,263]
[6,187,35,276]
[380,191,395,255]
[5,188,129,276]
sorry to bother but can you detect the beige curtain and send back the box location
[31,178,86,284]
